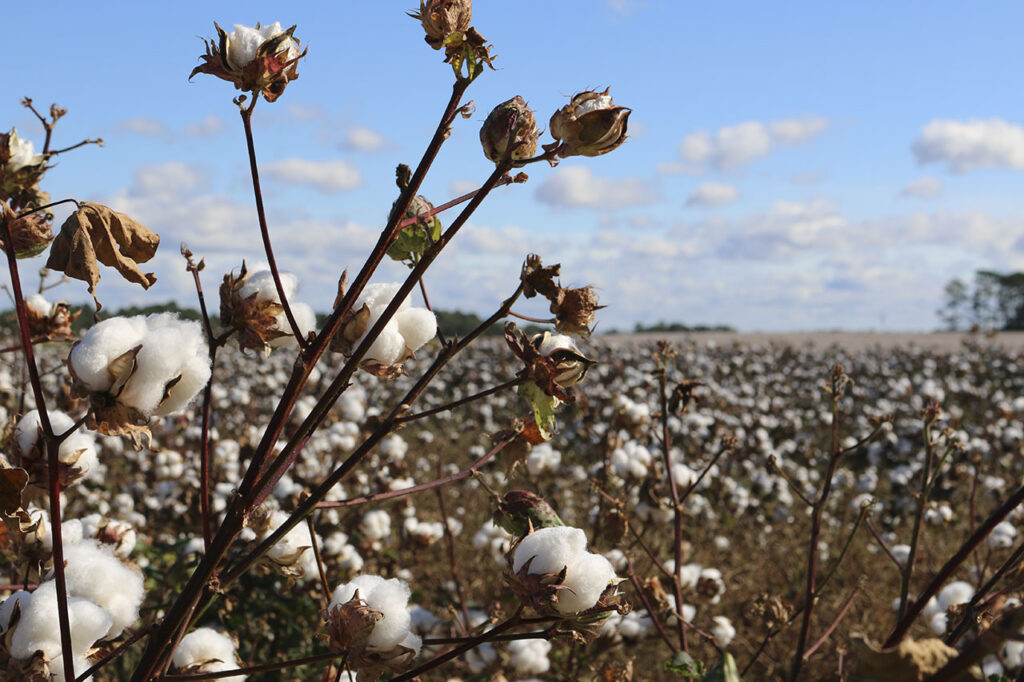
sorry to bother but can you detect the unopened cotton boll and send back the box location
[512,526,617,615]
[330,574,414,652]
[173,627,245,681]
[507,638,551,674]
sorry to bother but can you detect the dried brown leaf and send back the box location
[848,633,981,681]
[45,202,159,308]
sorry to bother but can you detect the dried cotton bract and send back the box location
[68,313,211,442]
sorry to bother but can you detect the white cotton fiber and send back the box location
[508,638,552,674]
[363,320,406,366]
[173,627,244,681]
[395,308,437,353]
[360,509,391,540]
[25,293,52,316]
[69,316,149,391]
[938,581,974,611]
[330,575,413,651]
[14,410,98,477]
[9,582,112,661]
[513,526,618,615]
[357,283,410,313]
[238,270,297,303]
[51,539,144,638]
[0,590,32,633]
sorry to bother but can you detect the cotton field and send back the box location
[3,330,1024,680]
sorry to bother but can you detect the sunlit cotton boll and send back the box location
[330,575,419,653]
[512,526,617,615]
[711,616,736,648]
[69,314,211,417]
[225,22,298,70]
[507,638,551,674]
[354,283,437,366]
[173,627,245,681]
[8,582,111,673]
[989,521,1017,549]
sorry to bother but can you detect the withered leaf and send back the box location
[0,466,28,515]
[848,633,982,682]
[45,202,160,308]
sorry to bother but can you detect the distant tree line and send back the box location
[939,270,1024,331]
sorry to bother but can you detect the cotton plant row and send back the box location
[0,0,642,679]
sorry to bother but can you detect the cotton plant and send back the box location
[254,509,321,580]
[325,574,422,677]
[68,313,211,442]
[509,525,623,617]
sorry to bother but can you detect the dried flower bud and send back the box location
[480,96,540,164]
[411,0,472,49]
[551,286,603,337]
[190,22,306,103]
[548,89,631,158]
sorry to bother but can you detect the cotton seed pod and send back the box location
[480,96,540,164]
[189,22,306,103]
[548,89,631,158]
[411,0,472,49]
[1,201,53,259]
[0,130,49,208]
[530,331,594,387]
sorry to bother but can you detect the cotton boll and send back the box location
[399,631,423,657]
[395,308,437,353]
[357,283,411,313]
[930,611,948,636]
[238,270,298,302]
[507,638,551,674]
[69,316,149,391]
[118,318,210,416]
[288,302,317,342]
[330,575,413,651]
[513,526,587,576]
[363,321,406,366]
[989,521,1017,550]
[711,616,736,648]
[51,539,144,638]
[9,582,112,661]
[557,551,616,615]
[938,581,974,612]
[14,410,97,471]
[173,627,244,681]
[25,293,52,316]
[360,509,391,541]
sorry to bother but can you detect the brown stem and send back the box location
[395,376,525,424]
[802,581,863,661]
[626,557,678,653]
[656,355,687,653]
[507,310,555,324]
[897,409,939,623]
[435,479,471,633]
[163,650,344,679]
[789,365,847,682]
[307,516,332,606]
[239,99,306,348]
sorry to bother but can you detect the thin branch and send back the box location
[802,581,863,661]
[395,376,525,424]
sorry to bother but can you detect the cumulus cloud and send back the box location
[901,176,944,199]
[686,183,739,208]
[184,115,227,138]
[263,158,362,193]
[116,117,171,138]
[344,126,387,151]
[127,162,206,199]
[912,119,1024,173]
[679,116,828,172]
[535,166,658,210]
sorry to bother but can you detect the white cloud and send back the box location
[116,117,171,138]
[912,118,1024,173]
[184,115,227,138]
[679,116,829,172]
[686,183,739,208]
[449,180,479,197]
[901,176,944,199]
[344,126,386,151]
[127,162,206,199]
[534,166,658,210]
[263,158,362,193]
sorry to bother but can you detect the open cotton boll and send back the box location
[274,302,316,347]
[69,316,150,390]
[330,574,414,651]
[9,582,112,661]
[508,638,552,674]
[513,526,587,576]
[25,293,52,316]
[173,627,245,681]
[938,581,974,612]
[363,319,406,366]
[555,551,617,614]
[51,539,144,638]
[116,317,211,416]
[238,270,298,303]
[394,308,437,353]
[711,616,736,648]
[357,283,411,313]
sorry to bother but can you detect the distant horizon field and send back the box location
[598,329,1024,352]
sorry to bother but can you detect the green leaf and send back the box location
[518,381,557,440]
[664,651,705,678]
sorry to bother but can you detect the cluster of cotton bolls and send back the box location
[0,536,144,680]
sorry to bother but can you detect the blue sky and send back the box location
[5,1,1024,331]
